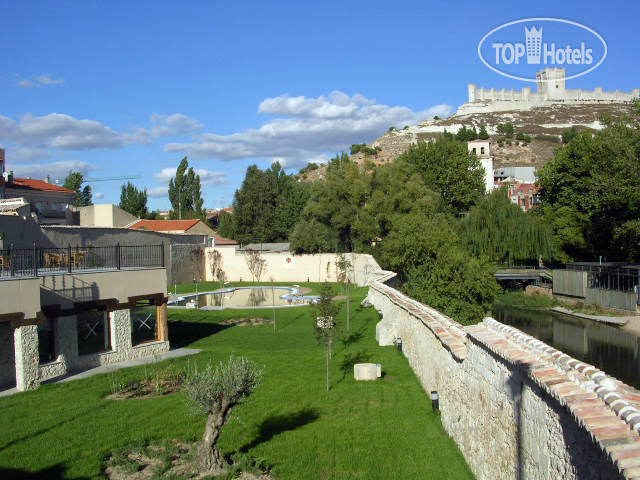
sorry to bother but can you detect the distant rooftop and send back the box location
[129,219,201,232]
[8,178,74,194]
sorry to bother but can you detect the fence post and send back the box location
[67,244,72,273]
[10,243,15,277]
[117,243,121,270]
[33,243,38,277]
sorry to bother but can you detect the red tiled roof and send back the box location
[214,234,238,245]
[9,178,75,194]
[129,219,201,232]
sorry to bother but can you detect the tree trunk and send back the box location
[326,344,330,391]
[199,407,231,474]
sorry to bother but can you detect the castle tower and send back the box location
[536,67,566,100]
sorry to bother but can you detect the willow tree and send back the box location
[462,189,555,266]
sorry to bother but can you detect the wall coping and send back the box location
[369,261,640,478]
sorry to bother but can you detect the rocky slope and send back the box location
[299,102,632,181]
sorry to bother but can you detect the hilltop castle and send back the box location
[457,67,640,115]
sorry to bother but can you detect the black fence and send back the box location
[0,244,164,278]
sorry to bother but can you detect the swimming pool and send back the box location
[169,286,319,309]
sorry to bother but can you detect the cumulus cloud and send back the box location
[17,74,65,88]
[151,113,202,137]
[11,160,99,181]
[0,113,149,150]
[164,91,452,169]
[5,146,52,163]
[94,192,105,199]
[154,167,227,186]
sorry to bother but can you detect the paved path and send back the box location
[0,348,201,397]
[551,306,631,326]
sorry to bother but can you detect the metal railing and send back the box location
[0,244,164,278]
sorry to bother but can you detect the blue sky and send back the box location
[1,0,638,210]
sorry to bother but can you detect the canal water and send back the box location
[493,306,640,389]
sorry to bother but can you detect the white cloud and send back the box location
[151,113,202,137]
[148,186,168,198]
[5,146,52,163]
[94,192,105,199]
[154,167,227,185]
[11,160,99,181]
[0,113,149,150]
[17,74,64,88]
[165,91,452,169]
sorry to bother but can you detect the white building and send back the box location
[468,140,494,193]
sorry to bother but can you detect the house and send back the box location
[0,215,170,392]
[0,149,75,225]
[213,234,238,248]
[78,203,140,228]
[494,166,537,184]
[206,207,234,228]
[506,182,540,211]
[129,218,216,237]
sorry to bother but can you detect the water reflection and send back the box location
[493,306,640,389]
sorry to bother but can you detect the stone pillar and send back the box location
[14,325,40,391]
[157,302,168,342]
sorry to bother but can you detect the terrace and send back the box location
[0,243,171,392]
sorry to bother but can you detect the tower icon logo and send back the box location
[525,26,542,64]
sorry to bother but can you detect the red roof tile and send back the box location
[9,178,75,194]
[129,219,201,232]
[214,234,238,245]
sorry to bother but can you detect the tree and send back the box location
[335,254,353,330]
[208,250,226,288]
[398,137,485,216]
[228,163,310,244]
[497,122,515,138]
[119,182,148,218]
[168,157,205,220]
[312,283,340,391]
[536,112,640,262]
[478,125,490,140]
[185,356,262,474]
[244,249,267,282]
[63,171,92,207]
[462,189,555,265]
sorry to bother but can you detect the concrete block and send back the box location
[354,363,378,381]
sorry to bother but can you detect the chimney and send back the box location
[45,175,50,183]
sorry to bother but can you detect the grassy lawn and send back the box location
[0,287,474,480]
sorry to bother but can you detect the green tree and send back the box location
[478,125,490,140]
[398,137,485,216]
[184,356,262,474]
[462,189,555,265]
[536,114,640,262]
[119,182,148,218]
[497,122,515,138]
[63,171,92,207]
[312,283,341,390]
[168,157,205,220]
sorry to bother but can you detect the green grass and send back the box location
[0,289,474,480]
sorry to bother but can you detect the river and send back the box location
[493,305,640,389]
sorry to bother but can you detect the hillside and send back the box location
[298,102,632,182]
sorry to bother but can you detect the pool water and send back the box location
[170,287,316,309]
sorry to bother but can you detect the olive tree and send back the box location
[185,356,263,474]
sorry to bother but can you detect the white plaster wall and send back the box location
[368,286,620,480]
[204,248,385,287]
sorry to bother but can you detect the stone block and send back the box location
[354,363,378,381]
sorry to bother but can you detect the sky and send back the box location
[1,0,638,210]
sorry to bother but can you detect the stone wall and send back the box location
[369,278,640,480]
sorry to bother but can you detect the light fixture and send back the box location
[431,391,439,411]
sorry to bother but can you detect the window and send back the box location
[77,311,110,355]
[38,318,56,364]
[131,302,158,346]
[481,147,485,155]
[472,148,477,154]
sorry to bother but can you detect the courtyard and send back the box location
[0,285,474,479]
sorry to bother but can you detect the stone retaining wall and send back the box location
[369,277,640,480]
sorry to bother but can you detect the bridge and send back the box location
[494,267,552,282]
